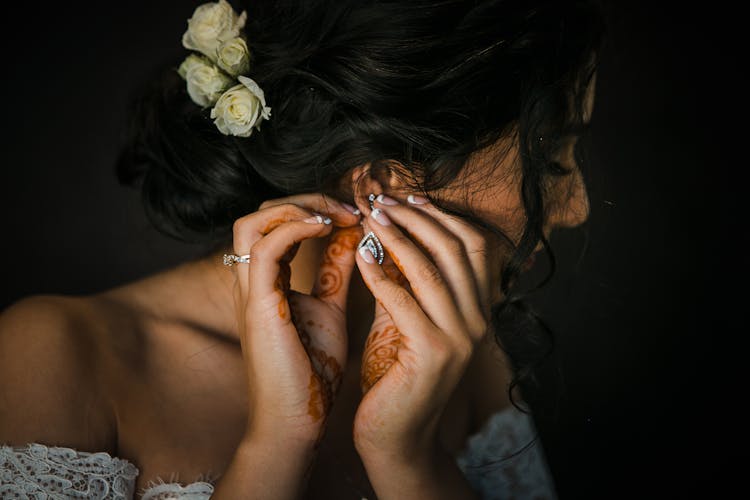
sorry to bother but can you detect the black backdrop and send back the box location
[0,2,735,498]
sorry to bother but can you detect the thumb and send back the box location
[311,225,363,312]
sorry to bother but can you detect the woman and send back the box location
[0,0,603,498]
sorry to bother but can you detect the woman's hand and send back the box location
[231,193,361,445]
[351,192,496,466]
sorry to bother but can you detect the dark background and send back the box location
[1,1,736,498]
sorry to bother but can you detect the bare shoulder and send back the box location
[0,294,117,453]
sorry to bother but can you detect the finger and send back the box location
[259,193,361,227]
[355,246,432,336]
[372,195,487,340]
[311,225,363,313]
[248,217,334,311]
[355,202,462,334]
[404,196,496,315]
[233,203,330,254]
[233,203,329,299]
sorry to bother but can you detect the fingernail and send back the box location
[303,214,332,224]
[375,194,398,206]
[370,208,391,226]
[341,202,361,215]
[407,194,429,205]
[358,245,376,264]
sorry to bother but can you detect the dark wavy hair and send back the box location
[116,0,604,423]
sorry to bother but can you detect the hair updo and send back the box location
[116,0,605,413]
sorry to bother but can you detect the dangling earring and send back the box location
[357,193,384,264]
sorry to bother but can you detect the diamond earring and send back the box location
[357,231,384,265]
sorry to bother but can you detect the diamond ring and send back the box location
[223,253,251,266]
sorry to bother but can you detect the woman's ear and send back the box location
[348,161,414,206]
[350,163,383,212]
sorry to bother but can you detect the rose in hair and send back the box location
[210,75,272,137]
[217,37,251,77]
[181,0,247,63]
[177,54,234,107]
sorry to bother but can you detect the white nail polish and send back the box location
[407,194,429,205]
[358,245,376,264]
[370,208,391,226]
[341,202,361,215]
[303,214,331,224]
[376,194,398,205]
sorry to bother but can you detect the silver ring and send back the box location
[223,253,250,266]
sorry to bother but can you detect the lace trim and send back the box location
[455,406,558,499]
[0,442,139,499]
[139,477,215,500]
[2,406,555,499]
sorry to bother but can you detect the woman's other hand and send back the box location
[231,194,361,445]
[352,191,495,465]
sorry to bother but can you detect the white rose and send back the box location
[210,75,272,137]
[181,0,248,62]
[178,54,234,107]
[216,37,251,77]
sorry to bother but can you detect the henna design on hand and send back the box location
[360,325,401,394]
[290,306,343,423]
[262,217,286,234]
[315,226,360,298]
[275,260,292,319]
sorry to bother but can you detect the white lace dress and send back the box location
[1,405,556,499]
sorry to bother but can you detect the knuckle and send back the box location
[462,228,487,248]
[465,235,490,257]
[470,318,489,340]
[428,335,473,368]
[232,216,251,239]
[368,271,389,289]
[416,263,443,285]
[427,337,453,365]
[454,337,474,365]
[285,203,313,219]
[258,199,273,210]
[390,232,411,248]
[258,197,291,211]
[443,237,464,259]
[273,202,296,215]
[390,287,414,309]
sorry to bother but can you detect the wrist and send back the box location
[212,425,323,499]
[358,435,441,476]
[242,422,324,452]
[359,443,478,500]
[355,426,441,468]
